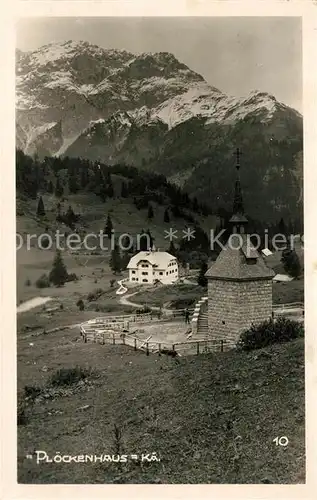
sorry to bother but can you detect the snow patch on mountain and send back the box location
[152,83,283,129]
[27,40,105,67]
[153,82,224,128]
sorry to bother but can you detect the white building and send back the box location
[127,250,179,284]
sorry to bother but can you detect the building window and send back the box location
[159,272,163,276]
[142,279,148,283]
[142,271,148,276]
[132,270,136,274]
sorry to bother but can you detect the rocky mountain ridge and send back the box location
[16,40,303,223]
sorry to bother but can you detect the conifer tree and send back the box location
[146,229,154,249]
[47,180,54,193]
[68,172,78,194]
[106,172,114,197]
[139,229,148,251]
[49,250,68,286]
[197,261,208,287]
[65,205,77,229]
[105,214,113,239]
[278,217,287,236]
[281,249,301,279]
[192,197,199,213]
[55,177,64,198]
[121,181,128,198]
[168,240,177,256]
[36,196,45,217]
[147,204,154,220]
[110,244,122,274]
[80,166,89,189]
[164,208,170,223]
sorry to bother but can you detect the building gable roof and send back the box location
[127,251,176,269]
[206,234,275,281]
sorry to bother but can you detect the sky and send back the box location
[16,16,302,112]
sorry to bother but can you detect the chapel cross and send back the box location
[234,148,242,170]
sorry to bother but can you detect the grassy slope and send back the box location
[16,189,216,305]
[17,189,217,252]
[132,283,206,309]
[18,331,305,484]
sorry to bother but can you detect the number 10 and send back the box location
[273,436,289,446]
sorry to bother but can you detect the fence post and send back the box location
[103,333,105,345]
[84,333,87,343]
[122,333,126,345]
[112,333,115,345]
[134,338,137,351]
[220,340,224,352]
[158,343,161,355]
[197,342,200,355]
[146,342,149,356]
[172,344,175,352]
[94,333,96,343]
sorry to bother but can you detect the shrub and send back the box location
[76,299,85,311]
[237,317,304,351]
[24,385,42,401]
[66,272,78,282]
[136,306,152,315]
[17,404,28,426]
[50,366,92,387]
[40,236,50,249]
[170,298,195,309]
[35,273,50,288]
[87,288,104,302]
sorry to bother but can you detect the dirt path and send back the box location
[118,289,171,314]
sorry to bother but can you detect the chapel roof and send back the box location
[205,234,275,281]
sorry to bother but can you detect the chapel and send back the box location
[205,149,275,341]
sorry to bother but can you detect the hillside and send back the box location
[17,334,305,484]
[16,41,303,223]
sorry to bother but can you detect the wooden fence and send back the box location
[84,312,153,324]
[80,329,235,356]
[272,302,304,320]
[273,302,304,311]
[80,309,195,337]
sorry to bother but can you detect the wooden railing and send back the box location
[84,312,153,324]
[81,329,235,356]
[191,297,208,334]
[273,302,304,311]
